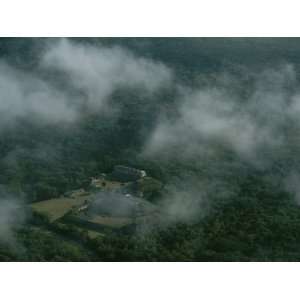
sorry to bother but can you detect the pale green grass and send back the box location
[31,196,89,222]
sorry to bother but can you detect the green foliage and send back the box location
[2,38,300,261]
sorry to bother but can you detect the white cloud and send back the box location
[0,197,26,245]
[41,39,173,110]
[0,61,78,125]
[144,64,300,164]
[0,38,173,127]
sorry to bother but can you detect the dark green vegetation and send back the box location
[2,38,300,261]
[0,226,94,262]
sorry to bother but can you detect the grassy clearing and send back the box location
[91,178,124,191]
[83,215,133,228]
[31,195,89,222]
[86,230,105,239]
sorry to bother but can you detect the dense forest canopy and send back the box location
[2,38,300,261]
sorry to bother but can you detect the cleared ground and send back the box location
[79,214,133,228]
[86,230,105,239]
[91,178,125,190]
[31,195,89,222]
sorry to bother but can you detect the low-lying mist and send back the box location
[2,38,300,235]
[0,194,26,246]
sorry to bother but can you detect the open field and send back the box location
[85,215,133,228]
[91,178,125,191]
[31,195,90,222]
[86,230,105,239]
[74,213,134,229]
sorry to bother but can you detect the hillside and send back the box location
[2,38,300,261]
